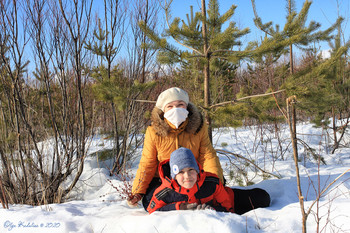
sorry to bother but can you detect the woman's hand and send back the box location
[127,193,143,207]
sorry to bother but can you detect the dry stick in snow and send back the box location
[305,168,350,217]
[286,96,308,233]
[284,97,349,232]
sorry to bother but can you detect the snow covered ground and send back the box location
[1,122,350,233]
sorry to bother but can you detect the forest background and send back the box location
[0,0,349,217]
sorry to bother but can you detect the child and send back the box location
[147,147,235,214]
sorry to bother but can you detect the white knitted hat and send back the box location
[155,87,189,111]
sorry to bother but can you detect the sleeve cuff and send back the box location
[175,202,182,210]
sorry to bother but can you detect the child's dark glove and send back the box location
[179,202,198,210]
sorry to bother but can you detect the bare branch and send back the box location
[130,99,156,104]
[216,149,281,179]
[209,89,286,109]
[306,168,350,217]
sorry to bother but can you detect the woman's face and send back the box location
[164,100,187,113]
[175,167,198,189]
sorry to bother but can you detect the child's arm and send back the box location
[147,187,193,213]
[150,202,177,212]
[148,200,198,213]
[212,183,234,213]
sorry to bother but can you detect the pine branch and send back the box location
[164,1,203,56]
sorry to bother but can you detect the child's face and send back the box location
[175,167,198,189]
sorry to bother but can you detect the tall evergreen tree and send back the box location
[139,0,249,140]
[283,28,350,153]
[251,0,344,162]
[250,0,343,63]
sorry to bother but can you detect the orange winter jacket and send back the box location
[147,159,234,214]
[132,103,224,195]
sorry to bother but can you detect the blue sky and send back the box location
[169,0,350,51]
[19,0,349,73]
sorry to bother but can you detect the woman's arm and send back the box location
[132,127,158,194]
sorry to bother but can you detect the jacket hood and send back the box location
[150,102,203,137]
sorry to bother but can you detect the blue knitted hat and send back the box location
[169,147,199,179]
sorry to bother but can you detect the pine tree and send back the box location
[250,0,343,64]
[251,0,344,162]
[283,27,350,153]
[327,25,350,153]
[86,16,155,173]
[139,0,249,140]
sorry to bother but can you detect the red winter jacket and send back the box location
[147,159,234,214]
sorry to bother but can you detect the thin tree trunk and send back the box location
[332,107,338,150]
[201,0,212,141]
[288,0,294,75]
[289,44,294,74]
[0,175,9,209]
[141,0,149,83]
[287,96,307,233]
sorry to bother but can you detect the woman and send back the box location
[128,87,224,210]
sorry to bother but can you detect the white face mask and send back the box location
[164,108,189,128]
